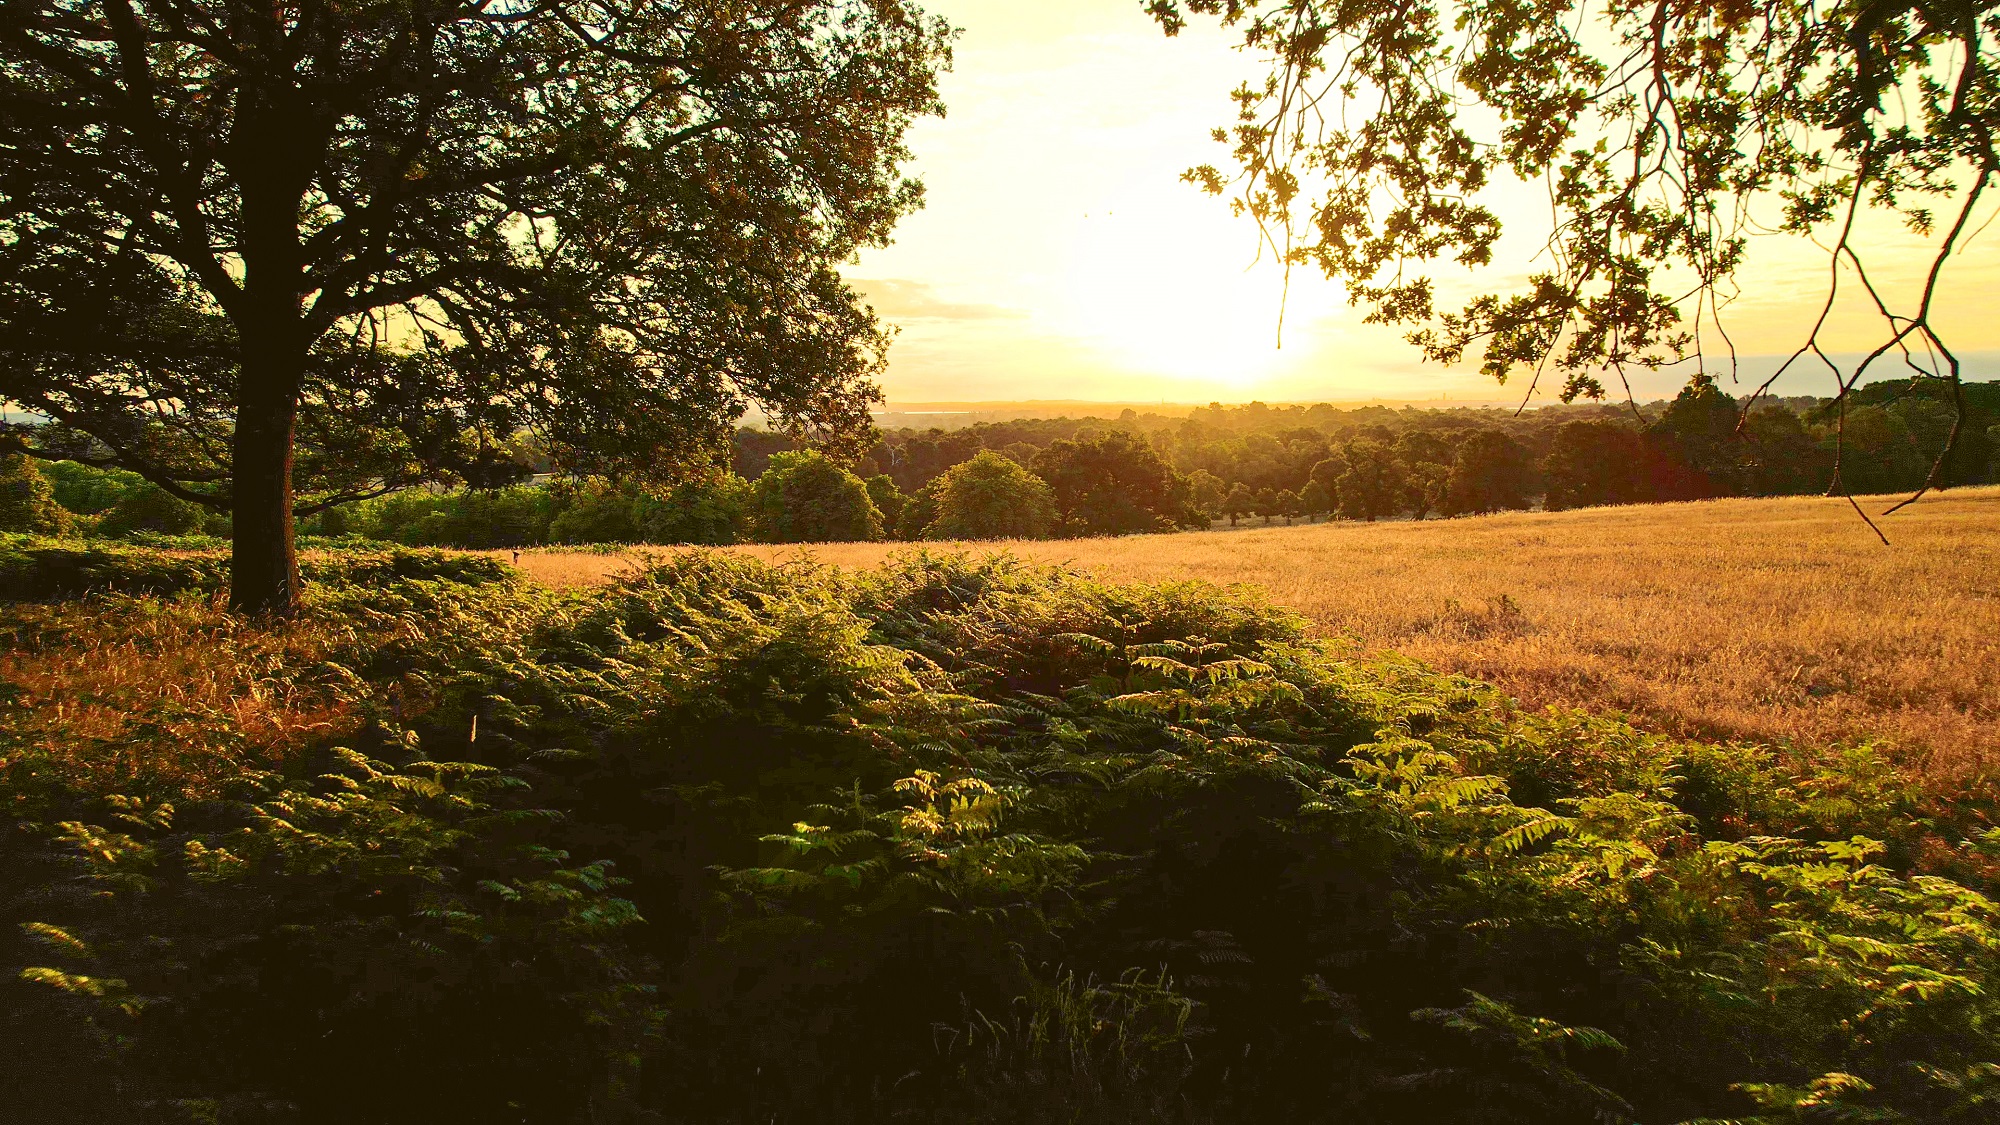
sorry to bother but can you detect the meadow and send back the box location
[504,487,2000,776]
[5,532,2000,1122]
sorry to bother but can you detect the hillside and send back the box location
[506,488,2000,773]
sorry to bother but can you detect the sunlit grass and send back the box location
[503,486,2000,773]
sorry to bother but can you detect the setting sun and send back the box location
[1047,187,1339,389]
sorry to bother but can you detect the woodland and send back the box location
[9,377,1995,551]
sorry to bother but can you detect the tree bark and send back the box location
[229,353,303,617]
[228,102,311,617]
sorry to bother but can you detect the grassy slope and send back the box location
[504,488,2000,775]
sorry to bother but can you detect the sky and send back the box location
[847,0,2000,406]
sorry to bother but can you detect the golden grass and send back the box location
[505,487,2000,774]
[0,597,370,797]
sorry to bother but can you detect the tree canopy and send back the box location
[1153,0,2000,504]
[924,450,1057,540]
[1336,441,1404,522]
[1440,431,1534,516]
[752,450,883,543]
[0,0,950,611]
[1032,430,1195,535]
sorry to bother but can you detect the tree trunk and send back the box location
[230,354,303,616]
[227,92,314,618]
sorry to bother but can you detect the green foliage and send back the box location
[1155,0,2000,426]
[36,459,144,516]
[1440,431,1534,516]
[3,548,1996,1122]
[0,0,952,612]
[925,451,1058,539]
[1186,468,1229,520]
[94,481,211,538]
[0,454,71,535]
[0,534,510,602]
[547,478,646,544]
[897,475,947,539]
[865,474,908,534]
[1223,482,1254,525]
[753,450,884,542]
[353,485,565,548]
[1033,430,1197,535]
[1543,422,1653,511]
[1338,440,1406,521]
[1300,478,1333,519]
[1648,376,1747,500]
[637,475,753,545]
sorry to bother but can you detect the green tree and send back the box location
[1275,488,1302,524]
[1308,455,1347,501]
[38,460,143,516]
[1394,431,1453,472]
[752,451,883,543]
[1299,479,1333,521]
[1223,482,1255,526]
[865,475,908,535]
[924,451,1057,540]
[1032,431,1194,536]
[1542,422,1653,512]
[1185,468,1229,522]
[0,0,950,613]
[1647,376,1745,499]
[637,476,753,546]
[1440,431,1535,516]
[895,478,945,541]
[354,486,562,548]
[1402,461,1452,520]
[548,480,643,545]
[1742,408,1833,497]
[1254,487,1277,524]
[1337,442,1404,522]
[0,452,71,534]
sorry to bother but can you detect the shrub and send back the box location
[0,535,511,602]
[95,481,211,537]
[36,459,144,517]
[0,534,225,599]
[354,485,563,547]
[0,454,73,535]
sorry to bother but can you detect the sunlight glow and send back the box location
[1050,192,1321,389]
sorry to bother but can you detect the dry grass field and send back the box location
[505,487,2000,775]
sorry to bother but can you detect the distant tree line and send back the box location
[6,378,1994,546]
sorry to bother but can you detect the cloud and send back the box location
[850,277,1028,322]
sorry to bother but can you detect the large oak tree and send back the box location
[0,0,950,612]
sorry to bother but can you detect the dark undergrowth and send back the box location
[1,542,1995,1124]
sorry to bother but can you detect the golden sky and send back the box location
[849,0,2000,405]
